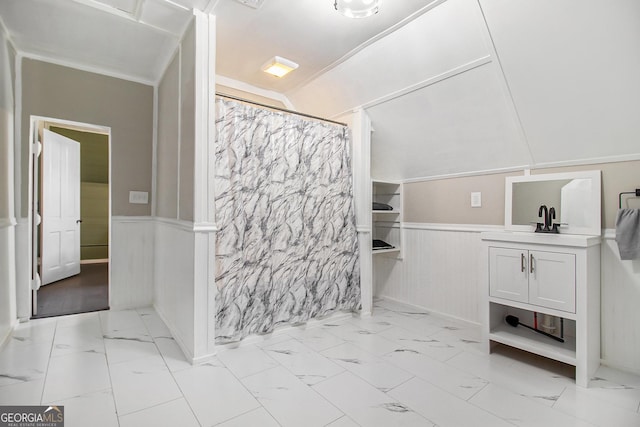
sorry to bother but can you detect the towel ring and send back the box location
[618,189,640,208]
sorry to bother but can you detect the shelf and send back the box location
[489,297,577,320]
[372,248,400,255]
[372,210,400,214]
[489,324,576,366]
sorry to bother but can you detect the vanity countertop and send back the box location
[481,231,601,247]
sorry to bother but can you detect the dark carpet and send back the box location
[32,263,109,319]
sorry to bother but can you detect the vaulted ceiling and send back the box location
[1,0,640,181]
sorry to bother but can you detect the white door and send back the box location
[41,129,81,285]
[529,250,576,313]
[489,247,529,304]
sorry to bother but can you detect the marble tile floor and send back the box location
[1,299,639,426]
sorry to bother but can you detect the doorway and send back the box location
[30,117,111,319]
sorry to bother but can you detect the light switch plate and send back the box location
[129,191,149,204]
[471,192,482,208]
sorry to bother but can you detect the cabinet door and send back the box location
[528,250,576,313]
[489,247,529,303]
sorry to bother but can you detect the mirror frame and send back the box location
[505,170,602,235]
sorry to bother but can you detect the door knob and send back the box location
[76,219,82,224]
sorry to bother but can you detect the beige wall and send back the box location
[156,21,196,222]
[404,172,519,225]
[21,59,153,216]
[403,160,640,229]
[157,53,179,219]
[179,22,195,222]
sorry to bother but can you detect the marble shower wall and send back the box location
[214,99,361,343]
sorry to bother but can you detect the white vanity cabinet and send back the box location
[490,247,575,313]
[482,232,601,387]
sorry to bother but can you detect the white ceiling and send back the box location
[211,0,434,94]
[0,0,200,83]
[2,0,639,181]
[0,0,433,87]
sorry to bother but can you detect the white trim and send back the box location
[151,85,158,217]
[401,164,529,184]
[0,318,20,351]
[80,258,108,265]
[476,1,534,166]
[193,222,217,233]
[0,218,17,228]
[533,153,640,170]
[603,229,615,240]
[402,222,504,233]
[204,0,221,14]
[399,155,640,185]
[176,43,183,220]
[215,75,295,110]
[290,0,447,94]
[111,215,155,223]
[0,16,17,51]
[32,116,111,134]
[19,52,157,87]
[332,56,493,120]
[356,226,372,233]
[67,0,185,38]
[377,296,481,329]
[153,302,196,363]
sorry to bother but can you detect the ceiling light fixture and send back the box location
[261,56,299,78]
[334,0,380,19]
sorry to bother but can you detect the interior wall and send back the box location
[479,0,640,165]
[0,26,17,344]
[179,22,195,222]
[404,161,640,229]
[154,17,201,361]
[20,59,153,217]
[156,52,180,219]
[155,21,195,221]
[403,172,518,225]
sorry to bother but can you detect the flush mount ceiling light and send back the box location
[261,56,299,78]
[334,0,380,18]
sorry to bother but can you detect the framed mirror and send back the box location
[505,170,602,235]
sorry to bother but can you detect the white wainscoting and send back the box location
[110,216,155,310]
[14,218,30,321]
[0,219,17,347]
[601,230,640,374]
[153,218,196,361]
[374,224,640,375]
[375,224,502,326]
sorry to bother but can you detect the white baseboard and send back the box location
[81,258,108,265]
[377,295,481,329]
